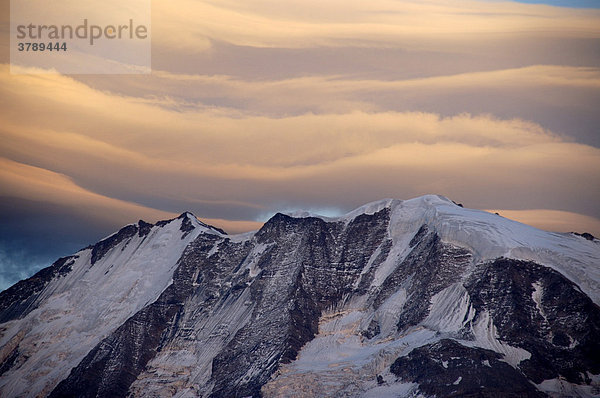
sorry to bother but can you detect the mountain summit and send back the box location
[0,195,599,397]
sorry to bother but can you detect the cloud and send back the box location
[0,65,598,227]
[0,157,175,224]
[142,0,600,87]
[485,209,600,236]
[144,65,600,115]
[0,156,262,234]
[150,0,600,51]
[1,0,599,288]
[73,64,600,147]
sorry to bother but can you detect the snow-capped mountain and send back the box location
[0,195,599,397]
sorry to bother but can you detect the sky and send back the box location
[1,0,599,290]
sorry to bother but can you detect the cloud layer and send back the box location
[1,0,599,290]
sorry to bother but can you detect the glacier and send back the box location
[0,195,598,397]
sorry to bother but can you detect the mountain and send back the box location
[0,195,599,397]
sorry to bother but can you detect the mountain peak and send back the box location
[270,195,600,304]
[279,195,455,223]
[1,196,599,398]
[177,211,195,219]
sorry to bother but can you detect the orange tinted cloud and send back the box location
[0,157,262,234]
[0,157,175,224]
[1,64,599,232]
[485,209,600,237]
[151,0,600,51]
[1,0,599,236]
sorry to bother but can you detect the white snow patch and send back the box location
[536,374,600,398]
[241,243,271,278]
[130,285,256,396]
[227,230,257,243]
[453,376,462,385]
[369,239,413,288]
[467,311,531,368]
[285,195,600,305]
[0,217,205,398]
[423,283,475,334]
[532,281,548,323]
[372,288,407,337]
[262,297,438,396]
[206,242,220,257]
[363,381,420,398]
[353,244,383,289]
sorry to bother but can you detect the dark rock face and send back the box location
[354,238,393,295]
[179,212,197,237]
[371,224,472,331]
[90,224,139,265]
[137,220,153,237]
[464,258,600,385]
[2,204,599,398]
[573,232,596,241]
[391,339,546,398]
[0,348,19,378]
[49,301,178,398]
[177,212,226,236]
[48,209,392,398]
[210,210,391,398]
[362,319,381,339]
[386,257,600,397]
[49,233,225,398]
[0,255,77,323]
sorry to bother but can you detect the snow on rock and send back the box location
[1,195,598,398]
[261,196,599,396]
[466,311,531,368]
[422,283,475,334]
[536,374,600,398]
[262,295,438,396]
[129,285,256,397]
[305,195,600,305]
[243,242,272,278]
[372,288,408,337]
[362,381,422,398]
[531,281,549,323]
[0,214,213,398]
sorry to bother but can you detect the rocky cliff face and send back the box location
[1,195,599,397]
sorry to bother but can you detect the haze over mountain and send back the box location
[1,195,598,397]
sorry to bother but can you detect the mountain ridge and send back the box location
[1,195,599,397]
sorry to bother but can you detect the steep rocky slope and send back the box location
[0,195,598,397]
